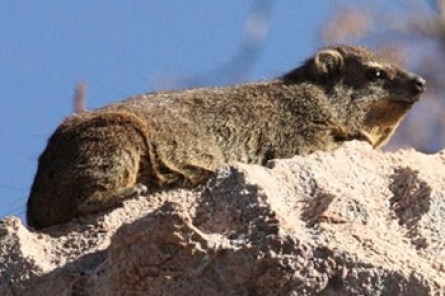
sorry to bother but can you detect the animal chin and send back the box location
[360,126,395,149]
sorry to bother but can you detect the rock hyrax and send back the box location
[27,45,426,229]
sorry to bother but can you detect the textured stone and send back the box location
[1,141,445,295]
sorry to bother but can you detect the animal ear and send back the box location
[314,49,344,77]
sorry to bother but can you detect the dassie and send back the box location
[27,45,426,229]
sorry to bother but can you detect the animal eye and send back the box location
[366,68,387,81]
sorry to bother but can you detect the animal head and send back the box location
[284,45,426,148]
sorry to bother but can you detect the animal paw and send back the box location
[134,183,148,198]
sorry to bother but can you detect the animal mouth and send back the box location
[402,100,416,107]
[391,94,420,106]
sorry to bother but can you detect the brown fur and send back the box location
[27,45,426,229]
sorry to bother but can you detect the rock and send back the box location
[1,141,445,295]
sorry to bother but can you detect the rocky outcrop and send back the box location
[1,141,445,295]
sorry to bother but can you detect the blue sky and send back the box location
[0,1,339,220]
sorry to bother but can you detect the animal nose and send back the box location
[412,76,426,94]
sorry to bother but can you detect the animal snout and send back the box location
[412,76,426,95]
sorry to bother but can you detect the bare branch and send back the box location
[321,6,371,45]
[73,81,87,114]
[155,0,275,89]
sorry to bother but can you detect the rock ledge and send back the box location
[1,142,445,295]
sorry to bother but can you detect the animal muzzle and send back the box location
[412,76,426,96]
[395,75,426,104]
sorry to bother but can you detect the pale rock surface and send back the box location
[1,141,445,295]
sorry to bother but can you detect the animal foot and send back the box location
[134,183,148,198]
